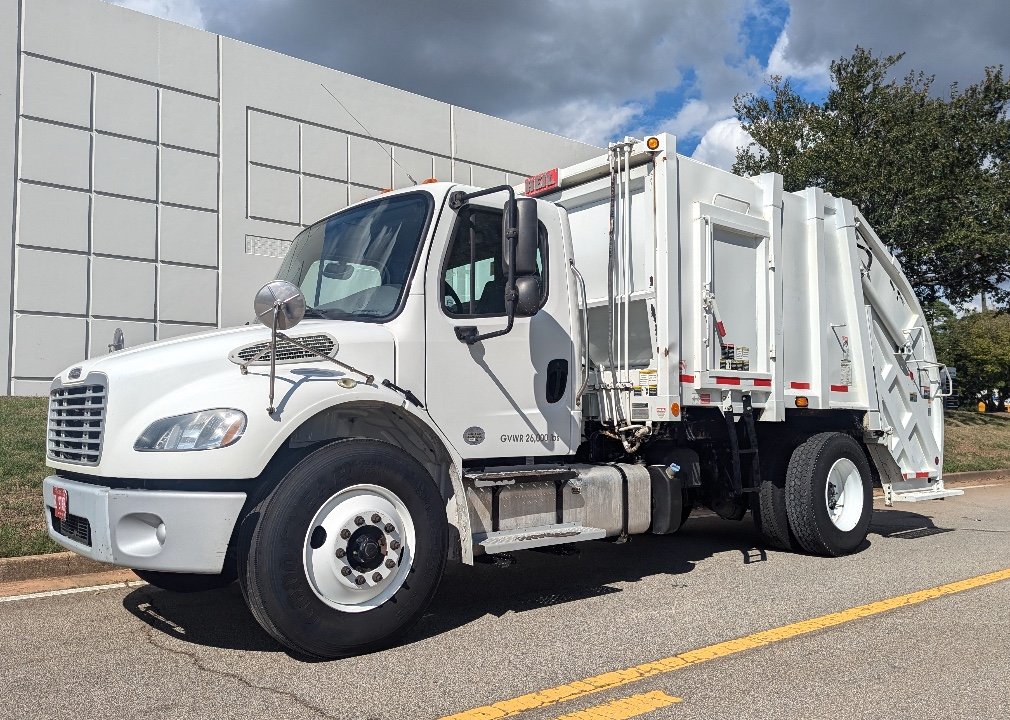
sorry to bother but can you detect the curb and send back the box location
[0,551,115,584]
[943,469,1010,484]
[3,469,1009,587]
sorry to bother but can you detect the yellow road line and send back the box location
[441,567,1010,720]
[552,691,681,720]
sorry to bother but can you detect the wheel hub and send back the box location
[347,526,386,572]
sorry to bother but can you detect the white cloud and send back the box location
[107,0,206,29]
[766,31,830,88]
[514,100,645,147]
[691,118,754,170]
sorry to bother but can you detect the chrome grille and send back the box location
[48,383,107,465]
[233,334,336,365]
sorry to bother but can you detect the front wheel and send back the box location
[239,439,447,658]
[785,432,873,556]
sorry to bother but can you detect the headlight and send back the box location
[134,409,247,451]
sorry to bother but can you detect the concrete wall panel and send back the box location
[13,314,87,378]
[91,257,156,320]
[90,319,156,358]
[302,125,347,180]
[160,206,218,267]
[302,176,347,224]
[348,137,391,189]
[93,195,157,260]
[157,323,212,340]
[20,119,91,189]
[94,134,157,200]
[393,147,434,189]
[159,265,217,324]
[24,0,218,98]
[18,184,90,252]
[21,55,91,128]
[453,107,594,175]
[161,148,217,210]
[248,164,299,224]
[249,111,299,170]
[12,379,52,396]
[94,74,158,141]
[15,248,88,313]
[162,90,218,154]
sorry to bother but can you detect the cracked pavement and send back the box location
[1,483,1008,720]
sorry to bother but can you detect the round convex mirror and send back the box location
[254,280,306,330]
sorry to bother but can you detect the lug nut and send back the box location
[335,548,346,558]
[384,523,395,533]
[355,575,366,585]
[389,540,401,551]
[385,558,396,569]
[354,515,365,526]
[371,513,382,524]
[341,566,352,576]
[372,572,382,582]
[340,529,351,540]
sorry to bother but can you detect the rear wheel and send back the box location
[753,443,796,550]
[239,439,447,658]
[785,432,873,556]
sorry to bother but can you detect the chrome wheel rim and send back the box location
[825,458,863,532]
[303,484,415,613]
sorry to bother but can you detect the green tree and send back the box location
[733,48,1010,309]
[934,310,1010,408]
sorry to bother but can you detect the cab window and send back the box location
[441,207,547,317]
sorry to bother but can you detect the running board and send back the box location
[890,488,964,502]
[465,467,576,487]
[477,524,606,554]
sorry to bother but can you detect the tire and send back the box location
[753,443,796,550]
[785,432,873,556]
[133,569,235,593]
[239,439,447,659]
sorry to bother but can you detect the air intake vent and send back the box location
[229,334,338,366]
[48,381,107,466]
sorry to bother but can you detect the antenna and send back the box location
[320,83,418,186]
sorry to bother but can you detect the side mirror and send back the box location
[502,197,539,276]
[514,276,542,317]
[254,280,306,330]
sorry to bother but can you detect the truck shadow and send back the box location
[121,509,951,660]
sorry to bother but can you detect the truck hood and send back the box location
[48,320,398,478]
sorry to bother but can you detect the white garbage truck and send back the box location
[42,134,959,658]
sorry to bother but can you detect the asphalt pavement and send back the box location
[2,484,1008,720]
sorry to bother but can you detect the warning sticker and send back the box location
[631,402,650,420]
[638,369,659,397]
[720,344,750,371]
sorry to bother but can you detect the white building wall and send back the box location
[2,0,601,394]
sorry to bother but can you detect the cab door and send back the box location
[423,195,579,458]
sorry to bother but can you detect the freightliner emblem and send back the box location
[68,367,82,380]
[463,426,485,445]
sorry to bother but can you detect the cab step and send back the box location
[890,488,964,502]
[465,467,576,487]
[477,523,606,554]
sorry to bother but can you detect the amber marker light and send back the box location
[795,396,809,408]
[670,402,681,417]
[646,136,660,150]
[422,177,439,184]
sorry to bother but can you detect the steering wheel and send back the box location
[443,282,463,313]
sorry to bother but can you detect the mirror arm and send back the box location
[267,304,280,414]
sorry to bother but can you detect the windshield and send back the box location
[276,192,433,321]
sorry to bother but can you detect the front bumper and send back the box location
[43,475,246,574]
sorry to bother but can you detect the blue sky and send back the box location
[109,0,1008,170]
